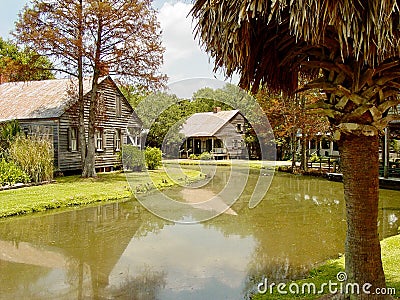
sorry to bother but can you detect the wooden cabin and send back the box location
[180,108,247,159]
[0,76,142,172]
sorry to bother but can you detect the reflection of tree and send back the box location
[0,201,167,299]
[0,261,51,298]
[108,265,166,300]
[201,168,347,298]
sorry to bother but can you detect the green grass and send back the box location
[0,168,203,218]
[253,235,400,299]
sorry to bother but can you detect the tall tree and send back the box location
[256,87,329,165]
[192,0,400,297]
[15,0,88,170]
[0,38,54,82]
[15,0,166,177]
[81,0,165,177]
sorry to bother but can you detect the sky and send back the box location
[0,0,238,96]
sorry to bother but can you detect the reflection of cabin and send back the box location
[0,76,142,172]
[180,108,247,159]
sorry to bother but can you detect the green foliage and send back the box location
[145,147,162,170]
[309,153,320,163]
[0,38,54,82]
[391,139,400,157]
[0,159,30,186]
[9,136,54,183]
[120,145,145,171]
[119,84,149,109]
[189,153,199,160]
[0,120,21,156]
[199,151,213,160]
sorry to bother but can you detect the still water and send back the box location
[0,168,399,299]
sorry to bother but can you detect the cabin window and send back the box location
[116,96,122,117]
[233,139,238,149]
[237,123,242,133]
[68,127,78,152]
[114,129,122,152]
[95,129,104,151]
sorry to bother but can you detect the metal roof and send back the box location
[0,77,106,121]
[180,110,240,137]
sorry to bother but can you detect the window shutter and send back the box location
[113,130,116,151]
[67,128,71,151]
[102,129,106,150]
[76,128,79,151]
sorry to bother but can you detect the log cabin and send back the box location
[180,108,248,159]
[0,76,142,173]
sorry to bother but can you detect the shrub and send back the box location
[188,153,199,160]
[199,151,213,160]
[120,145,145,172]
[9,136,53,183]
[0,120,21,147]
[310,153,320,163]
[0,159,30,186]
[145,147,162,170]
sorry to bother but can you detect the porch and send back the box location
[180,137,230,159]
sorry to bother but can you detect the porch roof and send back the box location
[180,110,239,137]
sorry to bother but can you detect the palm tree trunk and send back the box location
[339,133,386,299]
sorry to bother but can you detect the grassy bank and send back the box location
[0,168,203,218]
[253,234,400,299]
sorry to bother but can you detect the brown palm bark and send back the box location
[339,133,386,299]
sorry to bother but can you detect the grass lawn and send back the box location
[253,234,400,299]
[0,167,203,218]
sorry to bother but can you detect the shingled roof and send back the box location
[180,110,240,137]
[0,77,107,121]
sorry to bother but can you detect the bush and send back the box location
[199,151,213,160]
[0,159,30,186]
[9,136,53,183]
[145,147,162,170]
[188,153,199,160]
[310,153,320,163]
[0,120,22,159]
[120,145,145,172]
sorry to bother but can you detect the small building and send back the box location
[0,76,142,172]
[307,132,339,157]
[180,108,247,159]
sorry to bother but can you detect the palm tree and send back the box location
[191,1,400,298]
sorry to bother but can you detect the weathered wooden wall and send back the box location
[215,113,246,158]
[58,77,142,172]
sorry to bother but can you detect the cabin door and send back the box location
[194,139,202,155]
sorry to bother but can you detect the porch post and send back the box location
[384,127,389,179]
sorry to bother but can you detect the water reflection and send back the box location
[0,168,398,299]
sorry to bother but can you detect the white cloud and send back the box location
[158,2,226,84]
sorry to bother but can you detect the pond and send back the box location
[0,167,399,299]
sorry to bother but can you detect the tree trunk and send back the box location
[77,0,87,170]
[81,75,98,178]
[291,130,297,170]
[300,136,308,172]
[82,123,97,178]
[339,133,386,299]
[82,11,103,178]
